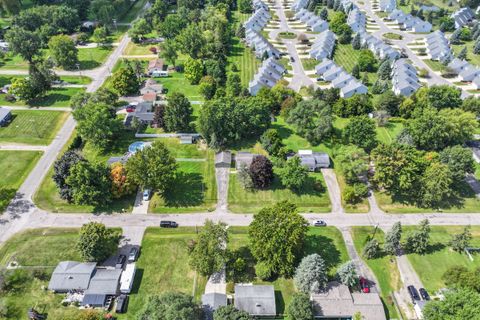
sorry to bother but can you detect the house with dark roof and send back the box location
[451,7,474,29]
[48,261,97,293]
[234,284,276,317]
[82,268,122,307]
[0,107,12,127]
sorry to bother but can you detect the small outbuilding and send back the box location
[202,292,227,320]
[235,152,259,170]
[215,151,232,168]
[0,107,12,127]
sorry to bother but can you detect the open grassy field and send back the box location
[77,46,114,70]
[0,110,68,145]
[124,41,156,56]
[333,44,378,86]
[158,71,203,101]
[0,75,91,87]
[452,41,480,67]
[405,226,480,293]
[375,120,404,144]
[117,227,208,319]
[149,151,217,213]
[351,227,401,319]
[0,54,29,70]
[0,87,85,108]
[0,150,42,188]
[228,11,261,86]
[227,226,349,316]
[228,170,331,213]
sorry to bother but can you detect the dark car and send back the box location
[313,220,327,227]
[128,247,139,262]
[419,288,430,300]
[359,277,370,293]
[407,285,420,302]
[160,220,178,228]
[115,294,129,313]
[290,57,295,62]
[116,255,126,269]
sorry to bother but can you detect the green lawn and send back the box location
[333,44,379,86]
[301,58,318,71]
[424,59,445,72]
[0,87,85,108]
[375,120,404,144]
[351,227,401,319]
[0,53,29,70]
[77,46,114,70]
[0,228,118,319]
[0,75,91,87]
[0,110,68,145]
[228,170,331,213]
[124,41,156,55]
[228,11,261,86]
[149,151,217,213]
[117,227,208,319]
[0,150,42,188]
[157,72,203,101]
[227,226,349,316]
[405,226,480,293]
[452,41,480,67]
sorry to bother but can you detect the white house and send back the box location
[331,72,355,89]
[315,59,336,75]
[391,59,420,96]
[347,8,366,32]
[448,58,470,74]
[340,81,368,98]
[323,65,345,81]
[379,0,396,12]
[310,30,336,60]
[425,30,452,62]
[459,65,480,82]
[249,57,285,95]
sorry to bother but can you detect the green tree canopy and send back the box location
[343,116,378,151]
[48,34,78,70]
[287,293,314,320]
[288,99,333,145]
[66,161,112,206]
[164,92,193,132]
[137,292,201,320]
[278,156,309,190]
[77,222,119,262]
[423,288,480,319]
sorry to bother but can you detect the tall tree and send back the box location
[420,162,452,208]
[423,288,480,319]
[66,161,112,206]
[48,34,78,70]
[184,57,204,84]
[111,63,140,96]
[287,293,314,320]
[404,219,430,254]
[164,92,192,132]
[160,39,178,66]
[138,292,201,320]
[439,145,475,185]
[5,27,41,62]
[110,162,136,199]
[288,99,333,145]
[343,116,378,151]
[449,225,472,252]
[177,23,205,59]
[278,156,309,190]
[249,201,308,277]
[384,222,402,255]
[337,260,358,287]
[214,305,252,320]
[294,254,328,293]
[77,222,119,262]
[249,155,274,189]
[53,151,85,202]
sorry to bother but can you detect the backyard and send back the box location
[0,110,68,145]
[0,87,85,108]
[333,44,379,86]
[351,226,401,319]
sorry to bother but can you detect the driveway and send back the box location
[215,167,230,213]
[321,169,343,213]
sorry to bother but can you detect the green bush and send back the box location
[255,261,273,280]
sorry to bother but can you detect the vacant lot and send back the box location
[118,227,207,319]
[405,225,480,293]
[351,226,401,319]
[0,87,85,108]
[0,150,42,188]
[0,110,68,145]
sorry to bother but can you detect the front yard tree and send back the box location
[294,253,328,293]
[5,27,41,62]
[404,219,430,254]
[199,76,217,100]
[214,305,252,320]
[73,102,120,151]
[377,59,392,80]
[66,161,112,206]
[111,63,140,96]
[287,293,314,320]
[420,162,452,208]
[278,156,309,190]
[189,220,229,276]
[249,201,308,277]
[177,23,205,59]
[126,141,178,193]
[48,34,78,70]
[77,222,119,262]
[358,49,377,72]
[449,225,472,252]
[362,239,380,259]
[160,39,178,66]
[238,163,254,190]
[184,57,204,84]
[351,32,361,50]
[249,155,274,189]
[164,92,192,132]
[337,260,358,287]
[110,162,136,199]
[384,222,402,255]
[92,26,108,46]
[335,145,368,185]
[129,18,152,43]
[423,288,480,319]
[343,116,378,151]
[226,73,242,97]
[439,145,475,184]
[260,129,285,157]
[53,151,85,202]
[138,292,202,320]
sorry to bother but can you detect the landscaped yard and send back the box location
[301,58,318,71]
[227,226,349,315]
[405,225,480,293]
[157,72,203,101]
[0,110,68,145]
[117,227,208,319]
[452,41,480,67]
[351,226,401,319]
[149,151,217,213]
[333,44,378,86]
[228,170,331,213]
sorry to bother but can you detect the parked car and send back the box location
[128,247,139,262]
[116,255,126,269]
[125,105,136,113]
[419,288,430,300]
[115,294,129,313]
[313,220,327,227]
[143,189,151,201]
[407,285,420,302]
[160,220,178,228]
[359,277,370,293]
[290,57,295,62]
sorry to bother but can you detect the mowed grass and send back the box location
[77,46,114,70]
[124,41,157,56]
[452,41,480,67]
[0,75,91,87]
[118,227,207,319]
[228,11,261,86]
[228,170,331,213]
[0,110,68,145]
[149,151,217,213]
[0,54,29,70]
[405,226,480,293]
[375,120,404,144]
[227,226,349,315]
[0,150,42,188]
[0,87,85,108]
[351,227,401,319]
[333,44,378,86]
[158,72,203,101]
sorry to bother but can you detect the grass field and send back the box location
[351,227,401,319]
[0,110,68,145]
[0,150,42,188]
[77,46,114,70]
[0,228,119,319]
[0,53,29,70]
[117,227,208,319]
[405,225,480,293]
[301,58,318,71]
[424,59,445,72]
[0,87,85,108]
[227,226,349,315]
[333,44,378,86]
[149,151,217,213]
[124,41,156,55]
[452,41,480,67]
[375,120,404,144]
[157,72,203,101]
[228,170,331,213]
[0,75,91,87]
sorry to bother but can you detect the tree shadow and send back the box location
[271,122,293,140]
[226,246,256,283]
[29,92,71,107]
[274,290,286,314]
[425,242,446,255]
[130,268,144,294]
[163,172,205,207]
[304,235,341,270]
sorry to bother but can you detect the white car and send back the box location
[143,189,151,201]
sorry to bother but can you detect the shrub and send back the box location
[255,261,273,280]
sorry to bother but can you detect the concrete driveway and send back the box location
[321,169,344,214]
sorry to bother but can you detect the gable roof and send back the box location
[234,284,276,316]
[85,268,122,295]
[48,261,97,292]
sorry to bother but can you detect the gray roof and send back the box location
[84,268,122,295]
[234,284,276,316]
[81,294,107,307]
[202,292,227,318]
[235,152,259,169]
[0,107,11,121]
[48,261,97,292]
[215,151,232,166]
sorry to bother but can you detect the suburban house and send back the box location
[288,150,330,171]
[132,101,155,123]
[451,7,475,29]
[235,152,260,170]
[358,32,400,60]
[291,0,309,11]
[340,81,368,98]
[215,151,232,168]
[147,58,166,77]
[331,72,355,89]
[459,65,480,82]
[311,282,386,320]
[234,284,276,317]
[244,6,270,32]
[140,78,163,95]
[202,293,228,320]
[315,59,336,75]
[310,30,336,60]
[82,268,122,307]
[425,31,452,63]
[48,261,97,293]
[391,59,421,96]
[0,107,12,127]
[249,57,285,96]
[448,58,470,74]
[388,9,432,32]
[323,65,345,81]
[379,0,396,12]
[315,59,367,97]
[245,29,280,59]
[347,7,366,33]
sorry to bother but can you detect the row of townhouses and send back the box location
[249,57,286,95]
[388,9,432,32]
[295,8,329,32]
[391,59,421,96]
[310,30,336,60]
[358,31,400,60]
[315,59,368,98]
[451,7,475,29]
[425,30,453,63]
[449,58,480,89]
[379,0,396,13]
